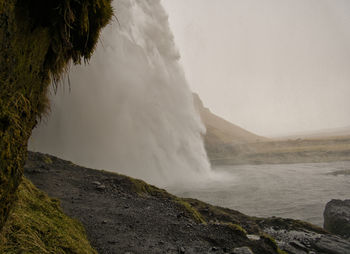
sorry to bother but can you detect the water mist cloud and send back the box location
[163,0,350,137]
[29,0,211,187]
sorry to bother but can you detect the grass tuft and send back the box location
[174,199,206,224]
[125,177,206,224]
[260,233,287,254]
[0,178,97,254]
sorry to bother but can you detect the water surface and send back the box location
[169,161,350,226]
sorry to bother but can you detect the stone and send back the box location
[96,185,106,191]
[247,234,260,241]
[232,246,254,254]
[314,234,350,254]
[265,227,350,254]
[178,246,186,253]
[324,199,350,239]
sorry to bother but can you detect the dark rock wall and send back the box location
[0,0,112,230]
[324,199,350,239]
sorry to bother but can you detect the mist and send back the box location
[163,0,350,137]
[29,0,210,187]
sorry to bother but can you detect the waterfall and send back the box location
[29,0,211,187]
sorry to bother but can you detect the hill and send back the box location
[278,126,350,139]
[193,94,350,165]
[209,136,350,165]
[192,94,267,149]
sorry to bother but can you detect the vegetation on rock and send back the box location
[24,152,286,253]
[0,0,113,230]
[0,178,96,254]
[104,170,207,224]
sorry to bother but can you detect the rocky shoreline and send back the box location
[24,152,350,254]
[324,199,350,240]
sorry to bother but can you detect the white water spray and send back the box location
[29,0,211,187]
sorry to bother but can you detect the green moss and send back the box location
[182,198,263,234]
[42,155,53,165]
[0,0,113,230]
[174,199,206,224]
[0,178,97,254]
[128,178,169,198]
[123,177,206,224]
[224,223,247,235]
[260,233,287,254]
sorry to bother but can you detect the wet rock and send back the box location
[26,168,44,174]
[324,199,350,239]
[264,227,350,254]
[96,184,106,191]
[232,247,254,254]
[290,241,308,251]
[247,235,260,241]
[313,234,350,254]
[178,246,186,253]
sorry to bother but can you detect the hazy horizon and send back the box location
[163,0,350,137]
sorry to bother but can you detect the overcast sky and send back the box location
[162,0,350,137]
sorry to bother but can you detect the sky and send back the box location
[162,0,350,137]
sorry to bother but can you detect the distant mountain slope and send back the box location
[193,94,350,165]
[193,93,267,146]
[278,126,350,139]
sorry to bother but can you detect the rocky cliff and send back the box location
[0,0,112,231]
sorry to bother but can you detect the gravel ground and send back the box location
[24,151,350,254]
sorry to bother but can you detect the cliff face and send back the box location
[0,0,112,230]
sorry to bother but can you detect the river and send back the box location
[169,161,350,227]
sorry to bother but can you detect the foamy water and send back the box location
[169,161,350,226]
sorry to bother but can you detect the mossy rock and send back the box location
[0,0,112,230]
[0,177,97,253]
[120,175,207,224]
[260,234,288,254]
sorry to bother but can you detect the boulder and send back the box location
[232,247,254,254]
[324,199,350,239]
